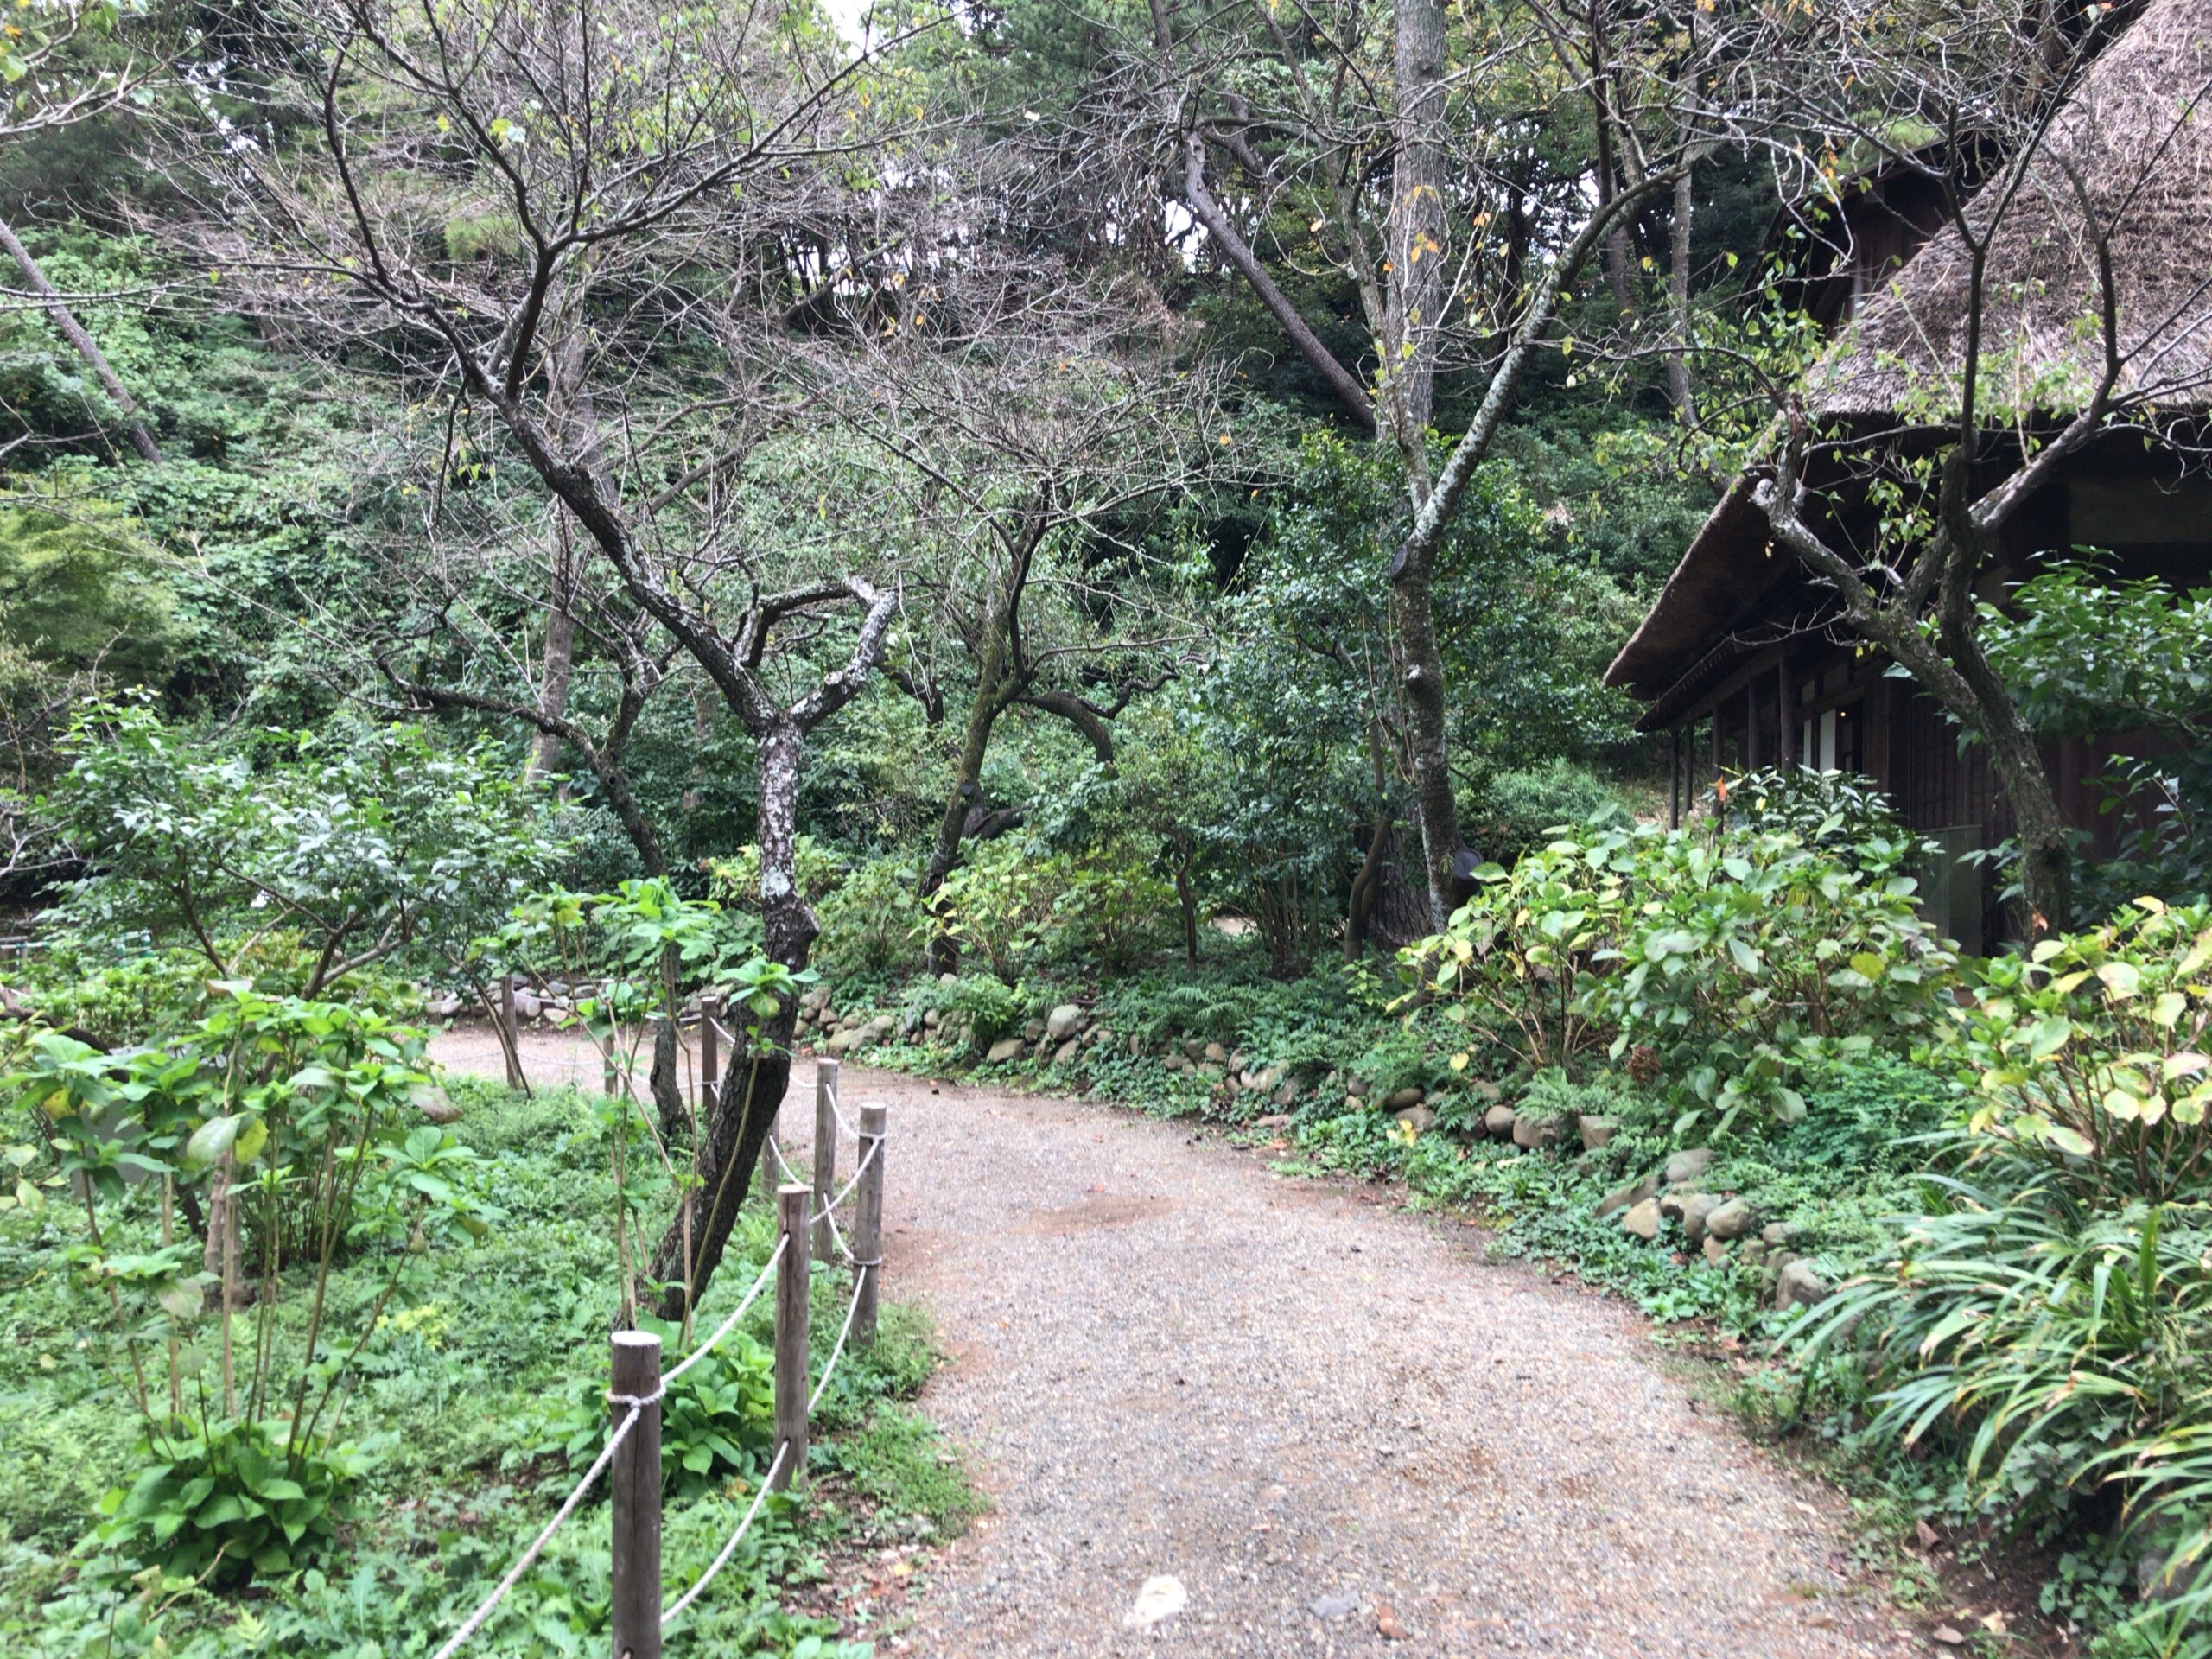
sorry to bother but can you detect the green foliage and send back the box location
[0,1078,962,1656]
[0,493,181,686]
[1985,566,2212,910]
[814,855,925,979]
[91,1419,366,1586]
[1465,759,1629,868]
[540,1313,773,1497]
[1721,766,1917,866]
[1049,839,1175,972]
[1414,813,1961,1133]
[48,700,568,991]
[934,837,1058,984]
[1955,899,2212,1203]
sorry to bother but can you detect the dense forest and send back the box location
[4,0,2212,1653]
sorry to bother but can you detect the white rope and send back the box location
[658,1440,791,1630]
[823,1134,880,1214]
[768,1136,801,1185]
[813,1196,856,1265]
[664,1235,787,1387]
[709,1017,735,1047]
[430,1399,649,1659]
[809,1268,871,1414]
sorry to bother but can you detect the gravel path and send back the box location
[435,1027,1923,1658]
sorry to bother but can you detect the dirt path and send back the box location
[435,1027,1923,1658]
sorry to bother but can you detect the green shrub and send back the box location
[1411,814,1961,1134]
[1721,766,1915,865]
[814,855,925,978]
[935,838,1061,983]
[537,1313,775,1497]
[90,1419,368,1585]
[1467,758,1627,867]
[1051,842,1175,972]
[1954,898,2212,1204]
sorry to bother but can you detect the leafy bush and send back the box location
[1984,567,2212,911]
[1051,841,1176,972]
[934,837,1061,983]
[814,854,925,978]
[1466,759,1627,868]
[1412,814,1961,1133]
[1954,898,2212,1203]
[539,1313,774,1497]
[1721,765,1916,866]
[90,1420,367,1585]
[1791,906,2212,1654]
[46,700,568,995]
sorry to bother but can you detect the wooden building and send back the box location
[1605,0,2212,951]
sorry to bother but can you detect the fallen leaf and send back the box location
[1916,1519,1941,1550]
[1933,1625,1966,1645]
[1376,1603,1409,1641]
[1980,1611,2008,1634]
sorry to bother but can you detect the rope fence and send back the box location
[428,1052,889,1659]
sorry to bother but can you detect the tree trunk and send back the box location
[1383,0,1447,481]
[918,677,1007,972]
[650,721,817,1319]
[1667,168,1695,422]
[918,533,1031,969]
[1390,554,1464,931]
[531,316,602,780]
[1171,842,1198,968]
[531,581,579,780]
[0,216,162,464]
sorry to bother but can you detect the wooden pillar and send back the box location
[810,1061,837,1262]
[1668,728,1681,830]
[854,1103,887,1348]
[773,1184,810,1491]
[699,994,721,1114]
[608,1329,664,1659]
[500,974,522,1090]
[1745,679,1760,771]
[1777,660,1795,769]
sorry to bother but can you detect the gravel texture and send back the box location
[434,1028,1923,1657]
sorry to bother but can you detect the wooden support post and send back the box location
[810,1061,837,1262]
[1669,729,1681,830]
[1745,679,1760,770]
[773,1184,810,1491]
[608,1329,664,1659]
[500,974,522,1090]
[1777,661,1795,770]
[854,1103,887,1348]
[699,995,721,1114]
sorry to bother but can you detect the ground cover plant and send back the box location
[0,1067,969,1657]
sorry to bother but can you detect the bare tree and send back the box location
[1123,0,1796,927]
[0,0,173,461]
[1740,0,2212,931]
[796,230,1217,961]
[171,0,933,1313]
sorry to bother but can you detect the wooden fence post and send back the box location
[810,1060,837,1261]
[500,974,522,1090]
[608,1328,664,1659]
[854,1103,887,1348]
[699,995,721,1114]
[773,1183,810,1491]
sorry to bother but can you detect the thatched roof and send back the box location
[1605,0,2212,708]
[1814,0,2212,418]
